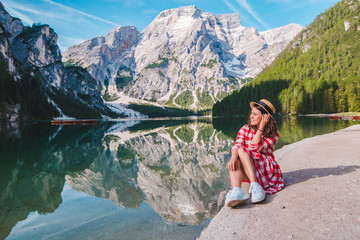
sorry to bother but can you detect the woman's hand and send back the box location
[259,114,270,130]
[228,158,239,171]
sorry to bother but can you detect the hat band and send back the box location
[256,101,273,115]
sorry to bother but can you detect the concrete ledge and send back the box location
[198,124,360,240]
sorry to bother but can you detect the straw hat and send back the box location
[250,99,276,116]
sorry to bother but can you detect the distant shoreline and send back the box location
[299,112,360,121]
[301,112,360,117]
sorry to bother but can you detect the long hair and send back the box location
[247,105,277,137]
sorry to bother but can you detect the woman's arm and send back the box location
[249,114,279,152]
[251,114,270,145]
[249,130,279,152]
[233,125,247,149]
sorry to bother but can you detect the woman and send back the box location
[225,99,284,207]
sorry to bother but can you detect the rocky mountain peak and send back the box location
[62,25,139,99]
[0,4,119,120]
[0,2,23,42]
[11,24,62,70]
[156,5,203,20]
[64,5,304,111]
[260,23,304,45]
[215,13,242,30]
[105,26,138,49]
[63,26,138,62]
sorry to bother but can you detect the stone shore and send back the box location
[198,124,360,240]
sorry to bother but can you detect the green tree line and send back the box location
[213,0,360,116]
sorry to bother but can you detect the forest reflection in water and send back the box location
[0,116,356,240]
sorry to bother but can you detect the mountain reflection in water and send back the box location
[0,119,230,239]
[0,117,356,239]
[66,119,231,225]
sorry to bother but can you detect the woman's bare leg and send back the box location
[237,149,257,183]
[228,149,244,188]
[228,147,251,188]
[229,166,242,188]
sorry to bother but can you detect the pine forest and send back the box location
[213,0,360,116]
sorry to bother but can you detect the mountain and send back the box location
[63,6,303,111]
[63,26,139,101]
[0,2,118,121]
[213,0,360,116]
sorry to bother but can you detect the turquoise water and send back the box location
[0,117,356,240]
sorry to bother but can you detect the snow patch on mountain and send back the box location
[63,6,304,110]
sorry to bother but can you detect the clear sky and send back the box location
[2,0,340,52]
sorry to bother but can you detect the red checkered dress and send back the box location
[232,124,284,194]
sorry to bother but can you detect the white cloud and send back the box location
[222,0,240,13]
[2,1,42,15]
[265,0,292,3]
[58,36,87,52]
[235,0,270,29]
[43,0,119,27]
[143,8,158,14]
[2,0,120,27]
[222,0,266,29]
[61,36,86,45]
[4,6,35,25]
[174,0,202,2]
[99,0,146,8]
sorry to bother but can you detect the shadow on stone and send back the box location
[224,165,360,209]
[283,165,360,188]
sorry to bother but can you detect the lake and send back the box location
[0,116,357,240]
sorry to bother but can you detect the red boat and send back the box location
[51,120,98,125]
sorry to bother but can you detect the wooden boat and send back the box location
[329,116,341,120]
[340,116,354,120]
[51,120,98,125]
[352,116,360,121]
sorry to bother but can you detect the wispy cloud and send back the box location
[143,8,158,14]
[3,1,42,15]
[235,0,270,29]
[99,0,146,8]
[222,0,240,14]
[58,35,87,51]
[222,0,267,29]
[3,0,120,27]
[61,36,86,45]
[43,0,119,26]
[265,0,292,3]
[2,0,122,50]
[4,6,35,25]
[2,0,39,24]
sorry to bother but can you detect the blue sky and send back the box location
[2,0,340,52]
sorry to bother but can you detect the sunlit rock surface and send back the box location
[63,6,303,109]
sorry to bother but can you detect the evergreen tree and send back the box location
[213,0,360,116]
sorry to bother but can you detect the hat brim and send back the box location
[250,101,274,118]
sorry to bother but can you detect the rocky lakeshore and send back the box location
[198,124,360,239]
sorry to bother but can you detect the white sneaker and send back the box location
[225,187,249,208]
[249,182,266,203]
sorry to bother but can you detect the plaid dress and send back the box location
[232,124,284,194]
